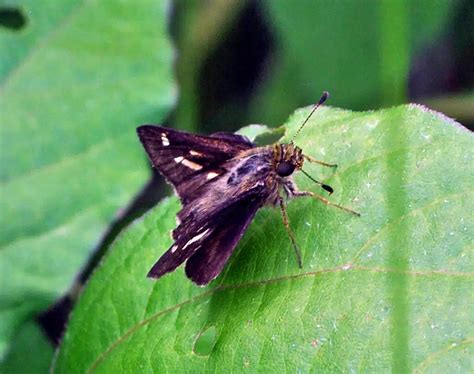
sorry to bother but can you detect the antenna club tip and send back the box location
[322,184,334,195]
[293,91,330,140]
[319,91,330,105]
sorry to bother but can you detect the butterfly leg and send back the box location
[278,197,303,268]
[304,155,337,168]
[295,191,360,216]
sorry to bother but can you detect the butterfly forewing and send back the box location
[137,125,254,203]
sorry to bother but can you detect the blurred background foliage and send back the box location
[0,0,472,372]
[171,0,473,133]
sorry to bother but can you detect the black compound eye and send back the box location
[276,161,295,177]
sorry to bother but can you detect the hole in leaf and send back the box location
[193,325,217,356]
[0,7,27,31]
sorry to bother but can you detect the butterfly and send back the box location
[137,92,359,285]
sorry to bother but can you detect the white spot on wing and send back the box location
[182,159,202,170]
[207,172,219,180]
[173,157,202,170]
[182,229,210,250]
[161,133,170,146]
[170,245,178,253]
[190,150,203,156]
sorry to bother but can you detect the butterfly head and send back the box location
[270,90,334,194]
[273,143,304,177]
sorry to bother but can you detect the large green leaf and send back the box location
[0,0,175,360]
[54,105,472,372]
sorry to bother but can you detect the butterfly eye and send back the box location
[276,161,295,177]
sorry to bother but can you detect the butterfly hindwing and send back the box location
[137,125,254,203]
[184,192,262,285]
[147,184,266,284]
[146,225,212,280]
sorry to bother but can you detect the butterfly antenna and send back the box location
[292,91,329,141]
[300,169,334,194]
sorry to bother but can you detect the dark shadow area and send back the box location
[199,0,274,133]
[408,0,474,129]
[452,0,474,91]
[37,296,73,346]
[409,0,474,98]
[0,7,27,31]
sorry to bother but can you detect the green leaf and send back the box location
[0,0,80,81]
[54,105,472,372]
[235,124,271,141]
[0,0,175,359]
[0,321,53,374]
